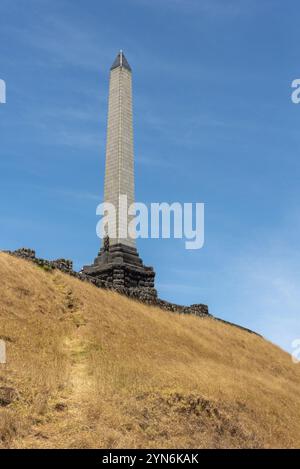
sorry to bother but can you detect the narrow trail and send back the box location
[16,275,94,448]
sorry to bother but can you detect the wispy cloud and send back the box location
[214,209,300,352]
[130,0,255,19]
[136,154,178,168]
[158,209,300,353]
[1,99,105,149]
[2,15,114,72]
[50,129,102,148]
[52,187,102,201]
[232,253,300,352]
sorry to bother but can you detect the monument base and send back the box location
[82,243,157,302]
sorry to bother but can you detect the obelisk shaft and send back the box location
[104,51,135,248]
[82,51,156,298]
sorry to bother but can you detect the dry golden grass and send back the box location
[0,252,299,448]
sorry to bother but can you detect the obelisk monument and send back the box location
[83,51,156,299]
[104,50,135,248]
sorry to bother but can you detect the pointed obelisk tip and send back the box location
[111,50,132,72]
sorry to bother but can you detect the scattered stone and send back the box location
[156,300,209,317]
[0,386,18,407]
[51,259,73,273]
[0,335,14,343]
[34,432,49,440]
[54,402,68,412]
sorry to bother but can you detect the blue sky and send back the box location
[0,0,299,352]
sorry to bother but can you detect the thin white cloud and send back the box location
[233,255,300,351]
[136,154,178,168]
[129,0,255,19]
[52,188,102,202]
[2,16,113,72]
[51,129,102,148]
[217,210,300,352]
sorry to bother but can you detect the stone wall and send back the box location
[2,248,263,334]
[155,300,209,317]
[2,248,209,318]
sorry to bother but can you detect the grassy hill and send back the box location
[0,252,299,448]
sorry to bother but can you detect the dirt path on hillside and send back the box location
[13,277,94,448]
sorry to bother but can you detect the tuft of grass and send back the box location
[0,410,22,446]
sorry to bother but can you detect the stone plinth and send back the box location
[82,243,157,301]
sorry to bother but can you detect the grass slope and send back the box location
[0,252,299,448]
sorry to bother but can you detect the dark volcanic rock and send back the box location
[0,387,18,407]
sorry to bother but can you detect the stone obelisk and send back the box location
[83,51,156,299]
[104,51,135,248]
